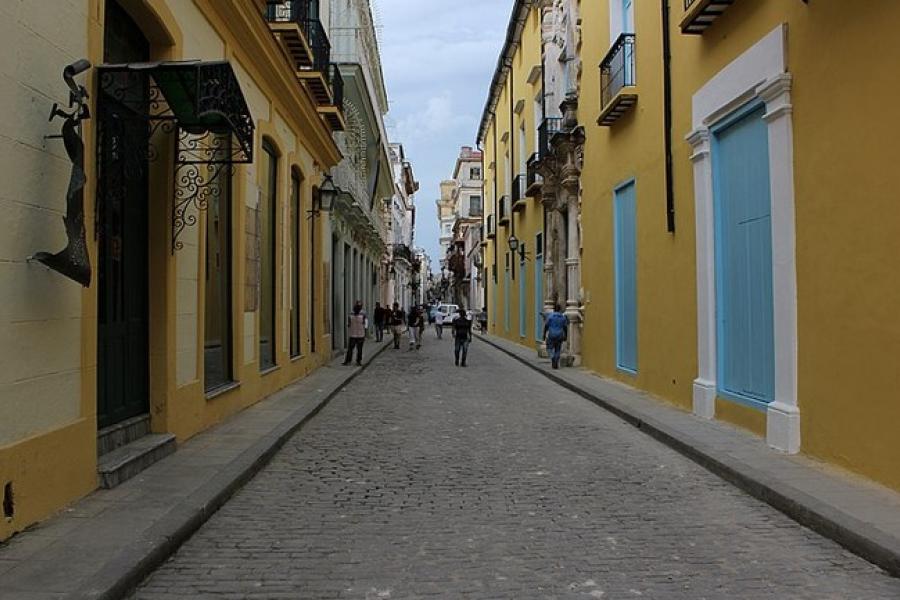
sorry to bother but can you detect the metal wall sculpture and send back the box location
[31,60,93,286]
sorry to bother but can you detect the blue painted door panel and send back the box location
[713,104,774,405]
[519,259,526,338]
[504,269,510,333]
[614,180,638,373]
[535,255,544,341]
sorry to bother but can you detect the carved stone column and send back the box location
[539,178,560,357]
[558,97,584,366]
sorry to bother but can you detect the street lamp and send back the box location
[507,235,519,252]
[317,174,337,212]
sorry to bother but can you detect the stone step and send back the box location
[97,414,151,456]
[97,433,177,489]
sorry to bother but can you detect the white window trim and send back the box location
[686,24,799,454]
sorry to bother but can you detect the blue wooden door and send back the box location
[713,103,774,405]
[504,261,510,333]
[519,257,527,338]
[614,180,638,373]
[535,248,544,341]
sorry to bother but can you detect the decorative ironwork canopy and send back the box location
[97,60,255,251]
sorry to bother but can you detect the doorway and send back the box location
[96,0,151,429]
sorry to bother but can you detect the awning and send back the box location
[97,60,254,164]
[96,60,255,251]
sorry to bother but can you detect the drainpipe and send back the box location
[662,0,675,232]
[509,58,516,281]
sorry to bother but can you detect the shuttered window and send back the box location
[614,180,638,374]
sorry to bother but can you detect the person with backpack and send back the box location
[451,306,472,367]
[543,303,569,369]
[342,300,368,366]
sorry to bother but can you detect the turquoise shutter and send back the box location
[519,256,527,338]
[614,180,638,373]
[713,103,774,405]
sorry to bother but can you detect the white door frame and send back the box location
[686,24,799,453]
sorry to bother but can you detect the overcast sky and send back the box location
[375,0,511,267]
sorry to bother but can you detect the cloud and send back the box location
[375,0,511,263]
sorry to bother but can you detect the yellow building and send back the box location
[479,2,551,350]
[577,0,900,491]
[0,0,346,541]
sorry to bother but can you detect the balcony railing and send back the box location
[328,63,344,108]
[305,17,331,73]
[498,195,510,224]
[538,117,562,162]
[598,33,638,126]
[680,0,736,35]
[512,174,527,210]
[601,33,636,107]
[526,153,542,197]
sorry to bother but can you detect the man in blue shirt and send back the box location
[543,303,568,369]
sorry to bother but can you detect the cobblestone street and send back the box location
[133,335,900,599]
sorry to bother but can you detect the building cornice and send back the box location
[476,0,534,145]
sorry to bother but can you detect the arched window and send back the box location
[259,139,279,371]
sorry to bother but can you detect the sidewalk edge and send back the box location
[477,335,900,578]
[77,343,391,600]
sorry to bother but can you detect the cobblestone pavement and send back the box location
[133,334,900,599]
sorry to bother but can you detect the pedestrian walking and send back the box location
[478,306,488,333]
[451,306,472,367]
[407,305,424,350]
[389,302,405,349]
[342,300,368,366]
[373,302,385,342]
[543,303,569,369]
[434,309,444,339]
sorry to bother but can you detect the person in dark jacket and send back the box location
[407,305,424,350]
[389,302,405,349]
[373,302,385,342]
[451,307,473,367]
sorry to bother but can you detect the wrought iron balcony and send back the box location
[319,63,345,131]
[265,1,315,70]
[512,174,527,211]
[392,243,413,263]
[598,33,637,126]
[526,153,542,198]
[265,2,335,109]
[538,117,562,162]
[681,0,736,35]
[498,195,510,225]
[297,17,332,105]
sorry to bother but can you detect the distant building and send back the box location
[435,147,484,309]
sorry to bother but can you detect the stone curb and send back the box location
[70,342,392,600]
[476,334,900,578]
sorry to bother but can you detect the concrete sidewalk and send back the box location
[0,340,390,600]
[478,333,900,578]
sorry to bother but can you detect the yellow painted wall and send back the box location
[483,6,545,351]
[671,0,900,490]
[1,0,342,541]
[578,0,900,491]
[579,0,696,411]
